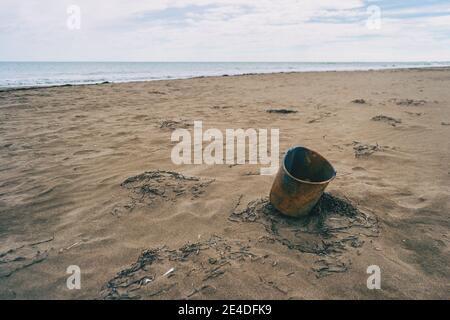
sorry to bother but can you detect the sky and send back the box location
[0,0,449,62]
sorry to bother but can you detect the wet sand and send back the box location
[0,68,449,299]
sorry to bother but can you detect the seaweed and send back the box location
[101,235,263,300]
[229,192,379,277]
[266,109,297,114]
[116,171,214,213]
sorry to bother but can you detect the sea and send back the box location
[0,61,449,88]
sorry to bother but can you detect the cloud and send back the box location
[0,0,449,61]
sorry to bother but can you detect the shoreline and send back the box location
[1,65,450,92]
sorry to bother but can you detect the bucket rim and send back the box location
[282,146,337,185]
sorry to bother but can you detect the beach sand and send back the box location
[0,68,449,299]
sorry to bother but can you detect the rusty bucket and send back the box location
[269,146,336,217]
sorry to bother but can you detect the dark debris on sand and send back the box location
[101,235,263,300]
[371,115,402,127]
[159,119,192,130]
[352,99,366,104]
[0,236,54,278]
[391,99,427,106]
[266,109,298,114]
[229,193,379,278]
[352,141,384,158]
[118,170,214,212]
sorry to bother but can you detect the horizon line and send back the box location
[1,60,450,63]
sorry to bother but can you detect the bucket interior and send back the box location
[284,147,335,183]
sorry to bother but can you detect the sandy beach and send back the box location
[0,68,449,299]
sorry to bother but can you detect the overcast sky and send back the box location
[1,0,449,61]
